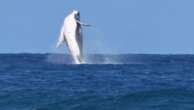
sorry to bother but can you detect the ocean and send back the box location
[0,54,194,110]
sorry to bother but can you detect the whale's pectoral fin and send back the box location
[56,25,66,48]
[56,40,63,48]
[76,20,93,27]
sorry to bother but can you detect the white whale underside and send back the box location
[56,11,83,64]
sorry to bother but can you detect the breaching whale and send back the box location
[56,10,91,64]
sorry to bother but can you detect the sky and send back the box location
[0,0,194,54]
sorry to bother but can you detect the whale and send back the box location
[56,10,91,64]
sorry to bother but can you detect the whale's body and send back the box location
[57,10,83,64]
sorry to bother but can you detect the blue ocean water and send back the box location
[0,54,194,110]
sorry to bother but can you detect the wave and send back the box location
[0,53,194,65]
[34,88,194,110]
[46,54,148,65]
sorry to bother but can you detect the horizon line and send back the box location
[0,52,194,55]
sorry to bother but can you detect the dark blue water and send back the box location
[0,54,194,110]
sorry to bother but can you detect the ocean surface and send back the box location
[0,54,194,110]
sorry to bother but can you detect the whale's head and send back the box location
[72,10,80,20]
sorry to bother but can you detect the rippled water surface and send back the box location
[0,54,194,110]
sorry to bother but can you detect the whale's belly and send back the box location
[64,17,82,64]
